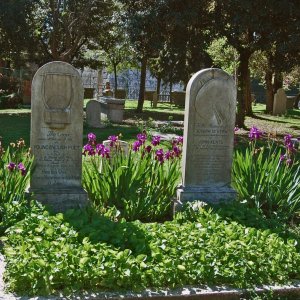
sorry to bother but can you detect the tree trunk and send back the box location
[153,77,161,108]
[273,71,283,94]
[169,82,173,104]
[265,69,274,114]
[236,50,251,128]
[136,57,147,113]
[245,64,253,116]
[156,77,161,96]
[113,63,118,93]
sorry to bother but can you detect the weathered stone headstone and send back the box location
[176,68,236,209]
[273,88,287,115]
[30,61,88,212]
[286,95,296,109]
[99,97,125,123]
[171,91,186,107]
[115,89,126,99]
[100,140,129,172]
[86,100,105,128]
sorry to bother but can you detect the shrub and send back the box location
[82,133,182,222]
[232,128,300,222]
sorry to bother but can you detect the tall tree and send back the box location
[119,0,165,112]
[0,0,35,66]
[0,0,115,65]
[156,0,213,87]
[214,0,266,127]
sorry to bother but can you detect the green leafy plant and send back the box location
[232,127,300,222]
[0,139,33,233]
[82,133,182,222]
[2,205,300,296]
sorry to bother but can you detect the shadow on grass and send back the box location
[124,109,184,121]
[63,206,152,256]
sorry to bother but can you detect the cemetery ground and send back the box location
[0,102,300,298]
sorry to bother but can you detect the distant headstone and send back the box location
[99,97,125,123]
[30,61,88,212]
[171,91,186,107]
[103,140,129,157]
[86,100,105,128]
[286,95,296,109]
[176,68,236,210]
[273,88,287,115]
[100,140,129,172]
[115,89,126,99]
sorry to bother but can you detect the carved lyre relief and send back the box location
[42,72,74,128]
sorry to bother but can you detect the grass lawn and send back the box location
[0,102,299,147]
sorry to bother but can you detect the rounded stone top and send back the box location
[99,97,126,105]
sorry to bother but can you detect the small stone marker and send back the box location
[273,88,287,115]
[30,61,87,212]
[86,100,105,128]
[176,68,236,209]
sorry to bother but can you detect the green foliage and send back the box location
[3,205,300,295]
[232,142,300,222]
[207,37,238,75]
[82,138,181,222]
[0,140,33,233]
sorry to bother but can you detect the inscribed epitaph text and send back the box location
[176,68,236,207]
[30,61,87,211]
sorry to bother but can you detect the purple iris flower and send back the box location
[249,126,263,140]
[83,144,95,156]
[165,150,173,160]
[101,147,110,158]
[137,133,147,144]
[284,134,295,153]
[7,162,16,172]
[145,145,152,153]
[151,135,161,146]
[108,135,118,147]
[155,149,165,164]
[18,163,26,176]
[133,140,142,152]
[96,143,105,155]
[173,145,181,157]
[173,136,183,145]
[87,133,96,144]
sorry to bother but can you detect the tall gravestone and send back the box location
[273,88,287,115]
[176,68,236,208]
[30,61,87,212]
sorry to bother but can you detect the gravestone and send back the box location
[273,88,287,115]
[171,91,186,107]
[176,68,236,209]
[99,97,126,123]
[30,61,88,212]
[86,100,105,128]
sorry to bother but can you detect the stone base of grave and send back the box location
[29,187,88,212]
[174,185,236,212]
